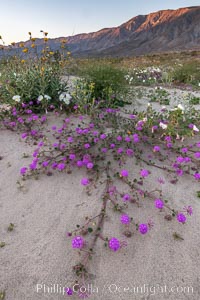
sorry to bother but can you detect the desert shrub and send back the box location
[172,62,200,85]
[0,61,67,105]
[0,32,73,112]
[78,63,128,107]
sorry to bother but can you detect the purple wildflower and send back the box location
[181,147,188,153]
[38,141,44,147]
[139,224,148,234]
[57,163,65,171]
[101,148,107,153]
[116,136,122,141]
[166,143,173,148]
[31,130,37,136]
[153,145,160,152]
[84,143,90,149]
[42,161,49,167]
[67,137,74,143]
[94,138,99,143]
[20,167,27,175]
[125,136,131,142]
[41,116,47,123]
[29,159,38,170]
[92,131,99,136]
[77,161,83,167]
[120,214,130,224]
[21,133,28,139]
[69,154,76,160]
[194,173,200,180]
[108,238,120,252]
[53,143,59,148]
[165,136,172,142]
[108,186,117,196]
[87,162,94,169]
[51,162,58,169]
[154,199,164,209]
[122,193,131,201]
[65,287,73,296]
[100,133,107,139]
[117,148,124,154]
[176,156,185,163]
[110,143,116,149]
[72,236,84,249]
[126,149,134,156]
[194,152,200,159]
[133,134,140,143]
[120,169,129,177]
[177,213,186,223]
[140,169,149,178]
[176,169,184,176]
[60,144,66,150]
[81,178,89,186]
[184,157,191,163]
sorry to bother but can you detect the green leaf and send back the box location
[0,291,5,300]
[8,223,14,232]
[173,232,184,241]
[197,191,200,198]
[0,242,6,248]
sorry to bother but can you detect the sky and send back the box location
[0,0,200,45]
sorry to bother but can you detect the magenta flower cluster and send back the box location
[109,238,120,252]
[72,236,84,249]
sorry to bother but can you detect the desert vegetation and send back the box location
[0,34,200,298]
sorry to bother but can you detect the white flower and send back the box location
[198,83,200,87]
[44,95,51,100]
[177,104,184,111]
[12,95,21,102]
[63,97,70,105]
[38,95,44,102]
[193,125,199,132]
[59,92,71,105]
[159,122,168,130]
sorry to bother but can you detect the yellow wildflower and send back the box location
[22,48,28,53]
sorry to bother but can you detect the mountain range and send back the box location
[2,6,200,57]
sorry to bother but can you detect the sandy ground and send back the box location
[1,88,200,300]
